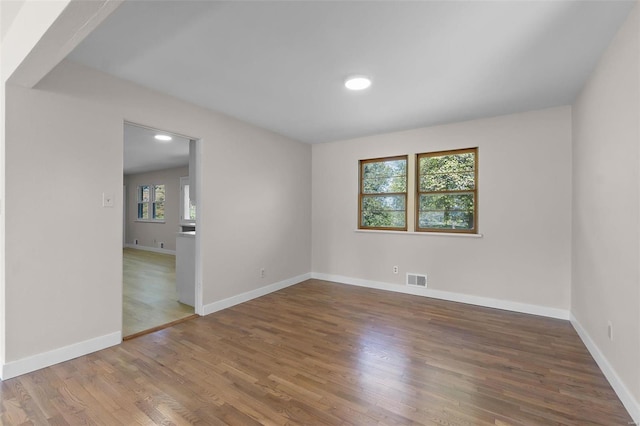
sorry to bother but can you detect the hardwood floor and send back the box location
[0,280,632,425]
[123,248,194,337]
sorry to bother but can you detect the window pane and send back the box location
[183,184,190,218]
[418,193,474,230]
[359,156,407,230]
[361,195,406,228]
[139,185,150,202]
[419,152,475,174]
[419,171,475,192]
[419,193,474,211]
[183,184,196,221]
[362,210,405,228]
[362,159,407,193]
[153,202,165,220]
[363,176,407,194]
[419,152,475,192]
[138,202,149,219]
[418,211,474,230]
[154,185,165,202]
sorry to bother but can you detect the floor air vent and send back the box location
[406,273,427,288]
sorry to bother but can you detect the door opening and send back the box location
[122,121,200,339]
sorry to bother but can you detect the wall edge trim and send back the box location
[202,273,311,316]
[570,313,639,424]
[311,272,570,320]
[124,244,176,255]
[1,331,121,380]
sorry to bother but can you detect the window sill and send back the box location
[135,220,166,224]
[355,229,483,238]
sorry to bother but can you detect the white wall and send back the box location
[572,2,640,411]
[0,0,76,374]
[6,82,124,362]
[4,59,311,366]
[125,166,188,252]
[312,106,572,311]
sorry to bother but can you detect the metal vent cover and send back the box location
[407,273,427,287]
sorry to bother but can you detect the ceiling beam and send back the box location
[2,0,122,88]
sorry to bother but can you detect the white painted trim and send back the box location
[202,273,311,316]
[5,0,122,88]
[1,331,121,380]
[355,229,483,238]
[570,314,640,424]
[194,137,203,315]
[124,243,175,255]
[311,273,570,320]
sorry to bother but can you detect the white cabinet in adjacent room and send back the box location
[176,231,195,307]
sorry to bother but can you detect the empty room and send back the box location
[0,1,639,425]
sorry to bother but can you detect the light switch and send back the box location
[102,192,115,208]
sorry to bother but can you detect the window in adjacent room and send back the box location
[358,155,408,230]
[137,184,165,221]
[180,176,196,225]
[416,148,477,233]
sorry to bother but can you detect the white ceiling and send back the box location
[69,1,635,144]
[124,123,190,175]
[1,0,26,41]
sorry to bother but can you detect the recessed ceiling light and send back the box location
[154,134,172,142]
[345,76,372,91]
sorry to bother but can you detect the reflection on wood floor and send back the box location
[123,248,193,337]
[0,279,631,425]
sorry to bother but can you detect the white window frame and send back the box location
[180,176,196,226]
[136,183,166,223]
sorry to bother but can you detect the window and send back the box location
[137,185,150,219]
[416,148,477,233]
[180,177,196,225]
[358,156,408,230]
[137,184,165,221]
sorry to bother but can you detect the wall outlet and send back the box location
[160,242,164,249]
[607,321,613,341]
[134,239,138,245]
[393,265,399,274]
[260,268,265,278]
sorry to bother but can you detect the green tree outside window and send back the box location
[359,156,408,230]
[417,148,477,233]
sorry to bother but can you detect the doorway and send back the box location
[122,122,199,338]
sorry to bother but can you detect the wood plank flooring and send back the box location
[0,279,632,425]
[123,248,194,338]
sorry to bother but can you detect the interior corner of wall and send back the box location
[0,70,6,368]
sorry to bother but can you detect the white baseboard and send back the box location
[124,243,176,255]
[570,314,639,424]
[1,331,121,380]
[311,272,570,320]
[202,273,311,316]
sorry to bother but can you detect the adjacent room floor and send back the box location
[0,279,631,425]
[122,248,194,337]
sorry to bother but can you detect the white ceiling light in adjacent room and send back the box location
[345,76,372,91]
[154,134,172,141]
